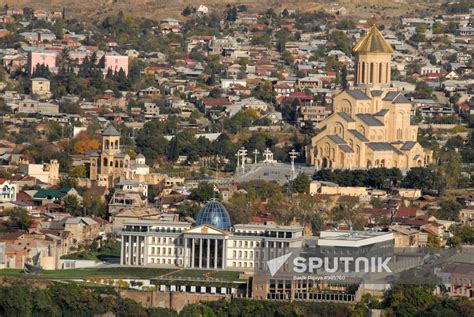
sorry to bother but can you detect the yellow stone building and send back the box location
[307,26,432,169]
[89,125,131,187]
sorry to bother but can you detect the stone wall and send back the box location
[119,290,229,312]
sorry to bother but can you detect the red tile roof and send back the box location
[395,207,418,218]
[202,97,230,107]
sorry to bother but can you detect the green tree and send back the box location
[402,167,435,191]
[275,29,293,52]
[281,50,294,65]
[5,207,32,230]
[178,202,200,219]
[0,285,33,317]
[189,182,219,203]
[167,137,179,162]
[341,66,348,89]
[451,225,474,244]
[445,21,457,33]
[59,176,78,188]
[181,6,192,16]
[432,21,444,34]
[135,119,169,163]
[329,30,351,55]
[435,198,462,221]
[414,81,433,99]
[292,172,311,193]
[415,24,426,34]
[83,189,107,217]
[63,194,83,216]
[336,19,356,30]
[225,192,256,224]
[385,284,436,316]
[69,165,86,178]
[254,81,274,102]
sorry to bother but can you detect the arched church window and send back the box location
[324,143,330,156]
[361,63,365,82]
[370,63,374,83]
[334,122,344,138]
[105,140,109,149]
[379,63,383,83]
[396,129,402,139]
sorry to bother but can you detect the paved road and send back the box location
[235,163,316,185]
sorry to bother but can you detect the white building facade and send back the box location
[0,180,17,202]
[120,220,304,271]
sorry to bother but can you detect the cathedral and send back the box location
[306,26,432,170]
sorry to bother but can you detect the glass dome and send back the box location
[196,200,231,230]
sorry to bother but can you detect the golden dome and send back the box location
[353,26,394,54]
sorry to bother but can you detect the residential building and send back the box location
[31,77,51,97]
[390,225,428,248]
[298,105,330,126]
[64,217,100,246]
[104,51,129,76]
[0,179,17,203]
[18,159,59,185]
[17,99,59,114]
[28,49,58,74]
[460,207,474,226]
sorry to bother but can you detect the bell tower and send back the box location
[100,125,121,176]
[353,26,394,87]
[101,125,121,155]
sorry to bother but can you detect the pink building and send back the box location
[104,52,129,76]
[68,51,90,64]
[28,50,58,74]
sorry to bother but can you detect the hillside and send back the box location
[3,0,443,22]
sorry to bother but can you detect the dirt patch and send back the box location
[5,0,442,22]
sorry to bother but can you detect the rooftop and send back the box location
[102,125,121,136]
[353,26,394,54]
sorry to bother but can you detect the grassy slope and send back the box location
[0,267,244,283]
[0,267,175,279]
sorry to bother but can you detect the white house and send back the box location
[196,5,209,16]
[0,180,17,203]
